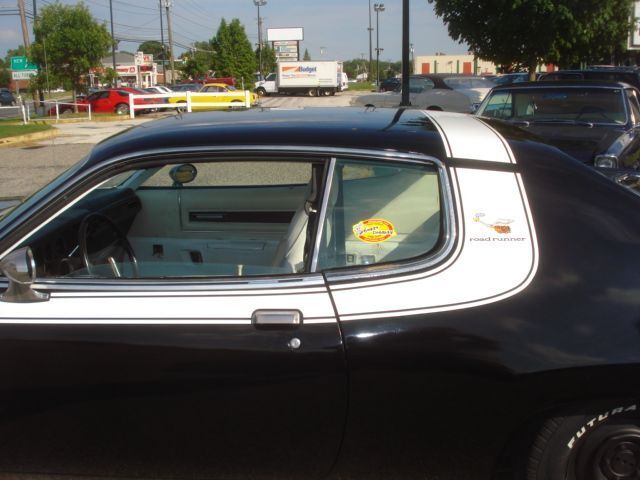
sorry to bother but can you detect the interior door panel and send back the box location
[127,185,308,274]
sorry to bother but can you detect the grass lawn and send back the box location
[348,82,375,91]
[0,123,53,140]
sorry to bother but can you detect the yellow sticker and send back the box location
[352,218,397,243]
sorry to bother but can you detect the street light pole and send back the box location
[159,0,165,85]
[368,0,373,82]
[374,3,384,91]
[254,0,267,78]
[164,0,175,85]
[400,0,410,106]
[109,0,116,72]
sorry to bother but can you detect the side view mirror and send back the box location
[0,247,49,303]
[170,163,197,188]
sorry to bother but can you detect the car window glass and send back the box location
[478,91,512,119]
[87,92,101,101]
[444,77,495,90]
[18,160,318,280]
[316,158,441,270]
[266,73,276,81]
[626,89,640,122]
[409,77,434,93]
[505,88,627,123]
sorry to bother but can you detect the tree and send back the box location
[179,42,214,80]
[138,40,165,60]
[256,44,277,74]
[0,59,10,88]
[210,19,257,88]
[303,48,311,61]
[30,2,111,103]
[101,67,118,87]
[427,0,634,77]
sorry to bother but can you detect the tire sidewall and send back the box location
[528,402,640,480]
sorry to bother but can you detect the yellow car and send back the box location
[169,83,257,111]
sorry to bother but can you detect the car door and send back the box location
[90,91,112,113]
[0,156,347,479]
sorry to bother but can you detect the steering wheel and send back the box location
[576,106,613,122]
[78,213,139,278]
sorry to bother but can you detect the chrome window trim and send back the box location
[1,146,454,292]
[310,157,336,272]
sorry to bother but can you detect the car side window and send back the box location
[316,158,441,270]
[19,160,320,280]
[626,89,640,123]
[480,92,513,119]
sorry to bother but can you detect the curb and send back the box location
[0,128,60,147]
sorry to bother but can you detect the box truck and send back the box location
[255,61,344,97]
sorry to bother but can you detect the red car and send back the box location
[49,89,158,116]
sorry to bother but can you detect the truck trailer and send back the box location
[255,61,343,97]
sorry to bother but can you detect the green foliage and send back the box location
[138,40,165,60]
[30,2,112,96]
[211,18,257,87]
[303,48,311,61]
[0,69,10,89]
[4,46,27,65]
[427,0,634,73]
[179,41,214,80]
[256,44,277,74]
[102,67,118,87]
[343,58,369,79]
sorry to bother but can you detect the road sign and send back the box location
[10,56,38,71]
[12,70,37,80]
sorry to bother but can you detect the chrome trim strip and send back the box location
[310,157,336,272]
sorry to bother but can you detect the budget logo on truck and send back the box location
[282,66,318,79]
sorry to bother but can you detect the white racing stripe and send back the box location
[330,111,539,320]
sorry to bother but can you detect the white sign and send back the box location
[11,70,37,80]
[276,52,298,59]
[267,27,303,42]
[273,40,297,46]
[630,1,640,49]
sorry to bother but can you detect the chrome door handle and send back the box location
[252,309,302,328]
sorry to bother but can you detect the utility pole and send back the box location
[400,0,410,106]
[254,0,266,78]
[109,0,117,75]
[164,0,175,85]
[159,0,165,85]
[374,3,384,90]
[18,0,37,108]
[368,0,373,82]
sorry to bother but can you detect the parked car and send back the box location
[0,90,16,106]
[492,72,530,86]
[378,77,401,91]
[144,85,173,94]
[539,67,640,89]
[353,74,495,112]
[48,89,158,116]
[1,107,640,480]
[115,87,162,113]
[476,80,640,169]
[168,82,257,111]
[169,83,201,92]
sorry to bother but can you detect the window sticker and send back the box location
[352,218,397,243]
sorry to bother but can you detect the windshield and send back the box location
[0,157,88,232]
[477,87,628,125]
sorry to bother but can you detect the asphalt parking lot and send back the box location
[0,91,363,200]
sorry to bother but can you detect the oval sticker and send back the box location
[352,218,397,243]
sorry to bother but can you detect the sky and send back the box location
[0,0,470,63]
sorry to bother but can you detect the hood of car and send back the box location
[518,123,625,163]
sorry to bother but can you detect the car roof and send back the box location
[202,83,230,88]
[490,80,634,90]
[85,108,447,168]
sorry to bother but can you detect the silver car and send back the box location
[352,74,494,112]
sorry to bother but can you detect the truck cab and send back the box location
[255,73,278,96]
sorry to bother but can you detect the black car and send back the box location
[1,108,640,480]
[476,80,640,170]
[378,77,401,91]
[539,67,640,89]
[0,90,16,106]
